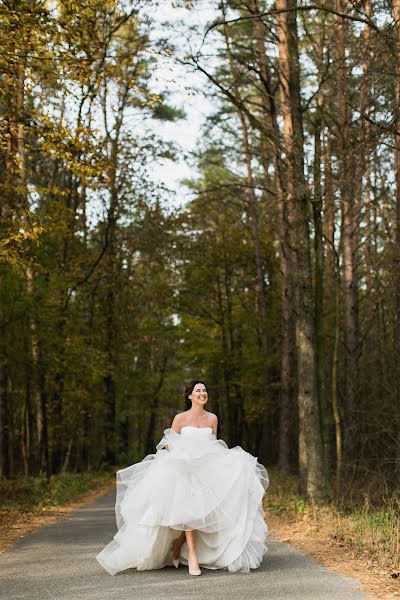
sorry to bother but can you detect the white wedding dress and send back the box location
[96,425,269,575]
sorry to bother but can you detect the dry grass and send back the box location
[264,468,400,599]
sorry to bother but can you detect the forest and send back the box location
[0,0,399,511]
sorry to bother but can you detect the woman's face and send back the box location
[189,382,208,406]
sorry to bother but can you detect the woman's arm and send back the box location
[164,414,183,451]
[171,413,182,434]
[211,414,218,437]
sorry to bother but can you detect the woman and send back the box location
[96,380,269,576]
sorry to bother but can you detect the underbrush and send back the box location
[0,471,113,516]
[264,467,400,574]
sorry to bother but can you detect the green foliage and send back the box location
[0,0,186,478]
[0,0,399,516]
[0,471,111,511]
[0,220,44,271]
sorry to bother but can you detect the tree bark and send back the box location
[249,0,297,472]
[322,130,342,487]
[145,355,168,455]
[335,0,360,474]
[276,0,328,502]
[103,141,119,465]
[393,0,400,490]
[0,338,10,479]
[312,109,329,476]
[222,21,271,432]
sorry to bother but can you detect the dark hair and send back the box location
[184,380,207,410]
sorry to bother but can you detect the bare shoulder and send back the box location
[171,412,184,425]
[206,412,218,426]
[171,411,186,431]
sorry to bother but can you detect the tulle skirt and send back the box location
[96,426,269,574]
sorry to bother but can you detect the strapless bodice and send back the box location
[155,426,227,461]
[180,426,213,435]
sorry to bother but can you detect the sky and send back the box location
[143,1,219,207]
[85,2,219,228]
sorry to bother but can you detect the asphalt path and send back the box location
[0,491,367,600]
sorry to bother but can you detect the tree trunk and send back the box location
[393,0,400,490]
[312,110,329,476]
[238,111,270,391]
[332,225,343,492]
[323,130,342,485]
[249,0,296,472]
[222,22,271,442]
[0,339,10,479]
[335,0,359,474]
[102,128,122,465]
[103,280,117,464]
[276,0,327,502]
[216,270,232,443]
[145,355,168,454]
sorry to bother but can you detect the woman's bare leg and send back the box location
[185,530,200,571]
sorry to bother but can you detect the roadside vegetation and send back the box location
[0,471,112,552]
[265,468,400,577]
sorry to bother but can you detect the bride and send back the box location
[96,380,269,576]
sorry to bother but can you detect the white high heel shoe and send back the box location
[188,554,201,576]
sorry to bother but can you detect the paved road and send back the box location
[0,491,367,600]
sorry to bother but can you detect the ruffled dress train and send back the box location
[96,425,269,574]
